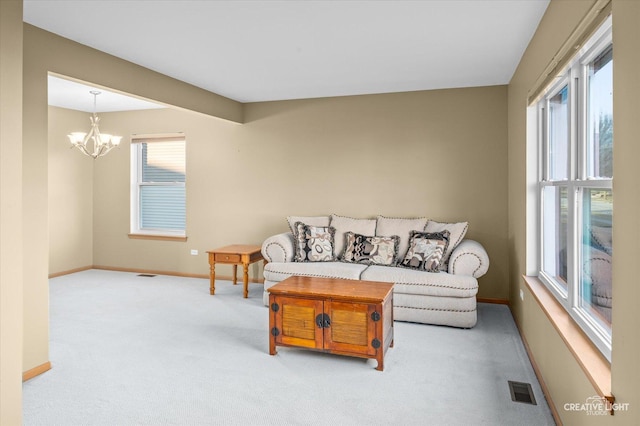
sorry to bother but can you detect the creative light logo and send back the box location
[564,395,630,415]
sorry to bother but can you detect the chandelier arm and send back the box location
[77,144,93,158]
[81,133,91,149]
[83,115,97,150]
[96,143,109,158]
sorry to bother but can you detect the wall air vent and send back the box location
[508,381,537,405]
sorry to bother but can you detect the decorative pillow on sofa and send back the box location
[400,230,450,272]
[376,216,429,260]
[293,222,336,262]
[342,232,400,266]
[330,214,377,258]
[424,220,468,270]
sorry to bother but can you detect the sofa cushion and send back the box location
[293,222,336,262]
[393,293,477,313]
[286,215,330,233]
[394,304,477,328]
[375,216,428,259]
[360,265,478,298]
[424,220,469,270]
[263,261,367,283]
[330,214,377,258]
[399,230,449,272]
[342,232,400,266]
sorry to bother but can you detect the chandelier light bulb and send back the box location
[68,132,86,145]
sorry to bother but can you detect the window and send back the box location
[536,18,612,359]
[130,134,186,238]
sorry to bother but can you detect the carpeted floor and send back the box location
[23,269,555,425]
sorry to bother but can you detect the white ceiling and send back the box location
[25,0,549,110]
[47,75,166,113]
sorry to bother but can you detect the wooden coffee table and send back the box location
[268,276,394,371]
[207,244,264,298]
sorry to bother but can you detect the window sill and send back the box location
[522,275,613,406]
[128,233,187,242]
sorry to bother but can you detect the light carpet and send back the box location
[23,269,555,425]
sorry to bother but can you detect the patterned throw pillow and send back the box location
[400,230,451,272]
[342,232,400,266]
[424,221,468,270]
[293,222,336,262]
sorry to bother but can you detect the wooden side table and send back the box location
[207,244,264,298]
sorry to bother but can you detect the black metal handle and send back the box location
[315,313,331,328]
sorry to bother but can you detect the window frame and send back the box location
[536,17,613,361]
[130,135,187,239]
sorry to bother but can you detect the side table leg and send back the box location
[233,265,238,285]
[209,262,216,295]
[243,263,249,298]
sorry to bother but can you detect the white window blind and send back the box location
[130,134,186,236]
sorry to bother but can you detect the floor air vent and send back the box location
[137,274,157,278]
[508,381,537,405]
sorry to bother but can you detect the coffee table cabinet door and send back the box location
[324,300,377,356]
[272,296,324,349]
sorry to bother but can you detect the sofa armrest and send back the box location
[262,232,295,263]
[448,239,489,278]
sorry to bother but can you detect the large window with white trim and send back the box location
[536,18,612,359]
[130,134,186,237]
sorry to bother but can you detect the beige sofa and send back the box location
[261,215,490,328]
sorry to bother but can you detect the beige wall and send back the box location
[508,0,640,424]
[0,0,24,423]
[48,106,94,273]
[23,23,243,373]
[83,86,510,299]
[609,0,640,421]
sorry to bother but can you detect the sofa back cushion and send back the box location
[330,214,377,258]
[286,215,330,233]
[376,216,428,259]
